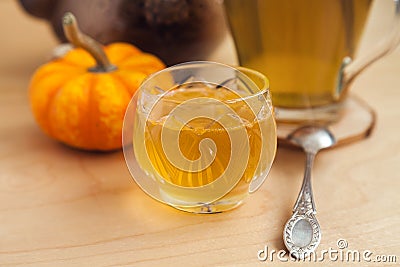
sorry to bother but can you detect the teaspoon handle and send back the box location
[293,151,316,214]
[283,151,321,259]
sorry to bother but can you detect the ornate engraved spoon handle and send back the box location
[293,152,316,214]
[283,151,321,259]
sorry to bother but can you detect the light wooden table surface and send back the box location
[1,1,399,266]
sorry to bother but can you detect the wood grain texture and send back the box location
[1,1,399,266]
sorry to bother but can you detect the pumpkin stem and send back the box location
[62,12,116,72]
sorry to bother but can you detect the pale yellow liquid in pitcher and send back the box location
[225,0,372,108]
[133,82,276,205]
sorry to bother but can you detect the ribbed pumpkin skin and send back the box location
[29,42,165,151]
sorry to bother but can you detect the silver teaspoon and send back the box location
[283,125,336,259]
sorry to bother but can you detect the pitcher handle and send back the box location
[337,0,400,97]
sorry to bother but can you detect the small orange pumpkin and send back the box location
[29,12,165,151]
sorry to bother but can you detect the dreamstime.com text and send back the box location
[257,239,397,263]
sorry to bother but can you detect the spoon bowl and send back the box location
[288,125,336,153]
